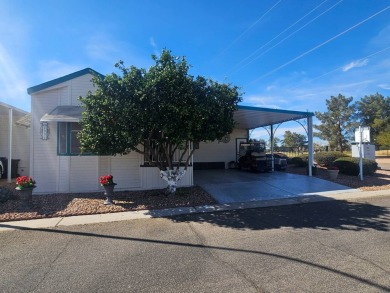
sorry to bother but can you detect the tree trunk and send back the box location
[160,168,186,194]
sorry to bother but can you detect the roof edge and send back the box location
[237,105,314,117]
[0,101,29,114]
[27,68,104,95]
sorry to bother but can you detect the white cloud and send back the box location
[378,83,390,90]
[244,94,289,109]
[85,33,120,62]
[370,25,390,48]
[342,59,369,72]
[0,44,29,109]
[0,4,31,110]
[84,34,153,70]
[37,60,84,81]
[266,85,275,91]
[149,37,159,56]
[150,37,157,48]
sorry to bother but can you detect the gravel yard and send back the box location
[0,186,216,222]
[1,157,389,223]
[286,166,390,191]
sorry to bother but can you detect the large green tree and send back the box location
[267,137,281,150]
[376,126,390,146]
[281,131,306,153]
[314,94,356,152]
[79,49,241,193]
[354,93,390,143]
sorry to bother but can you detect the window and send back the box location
[57,122,83,155]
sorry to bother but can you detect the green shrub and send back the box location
[333,157,378,176]
[314,151,348,167]
[0,188,12,203]
[290,155,308,167]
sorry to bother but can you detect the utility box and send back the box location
[351,143,376,161]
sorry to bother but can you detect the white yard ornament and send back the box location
[160,168,186,194]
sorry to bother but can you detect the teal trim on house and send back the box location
[237,105,314,117]
[27,68,104,95]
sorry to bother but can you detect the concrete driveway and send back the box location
[194,170,359,204]
[377,157,390,171]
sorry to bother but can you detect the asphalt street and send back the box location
[0,196,389,293]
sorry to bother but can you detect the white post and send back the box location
[270,124,274,172]
[359,126,363,181]
[307,116,313,176]
[8,108,13,183]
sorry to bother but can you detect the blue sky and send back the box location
[1,0,389,141]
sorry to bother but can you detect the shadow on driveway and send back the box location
[168,198,390,232]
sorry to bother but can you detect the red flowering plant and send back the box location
[99,175,116,186]
[15,176,36,190]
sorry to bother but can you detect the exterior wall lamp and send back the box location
[40,122,50,140]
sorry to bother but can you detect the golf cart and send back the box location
[237,142,272,172]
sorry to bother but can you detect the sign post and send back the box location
[358,126,363,181]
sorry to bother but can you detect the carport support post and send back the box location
[307,116,313,176]
[7,108,13,183]
[270,124,274,172]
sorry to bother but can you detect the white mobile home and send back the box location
[28,68,314,194]
[0,102,30,180]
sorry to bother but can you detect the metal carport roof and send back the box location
[234,105,314,129]
[233,105,315,176]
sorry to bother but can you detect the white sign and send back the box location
[355,127,370,143]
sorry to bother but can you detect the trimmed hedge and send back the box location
[289,155,308,167]
[333,157,378,176]
[314,151,348,167]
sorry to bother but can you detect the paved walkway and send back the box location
[377,157,390,171]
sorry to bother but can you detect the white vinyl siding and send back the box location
[69,156,99,192]
[31,87,63,193]
[70,74,96,105]
[30,74,97,193]
[58,156,70,192]
[193,128,248,166]
[109,154,141,189]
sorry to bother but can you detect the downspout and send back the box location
[307,116,313,176]
[7,108,13,183]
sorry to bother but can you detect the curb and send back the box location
[1,189,390,232]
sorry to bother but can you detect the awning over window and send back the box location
[40,106,83,122]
